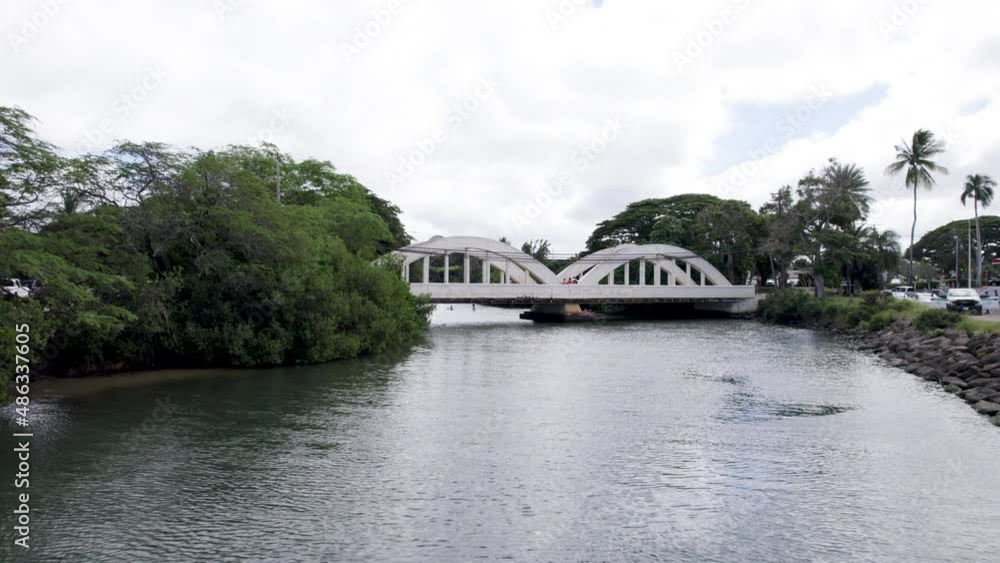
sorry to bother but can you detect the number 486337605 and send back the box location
[14,324,30,416]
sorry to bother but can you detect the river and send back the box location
[4,306,1000,562]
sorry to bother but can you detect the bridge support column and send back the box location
[519,303,593,323]
[625,262,630,286]
[609,267,615,285]
[444,255,450,284]
[654,264,661,286]
[423,256,430,284]
[463,254,470,284]
[639,260,645,286]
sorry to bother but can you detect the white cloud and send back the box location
[1,0,997,252]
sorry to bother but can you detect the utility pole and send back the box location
[969,219,973,288]
[955,235,960,289]
[275,155,282,203]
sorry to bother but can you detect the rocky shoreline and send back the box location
[835,322,1000,426]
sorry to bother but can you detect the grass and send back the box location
[958,317,1000,334]
[756,290,995,336]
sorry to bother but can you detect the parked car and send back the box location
[21,278,42,297]
[946,288,983,315]
[890,286,915,300]
[1,278,31,299]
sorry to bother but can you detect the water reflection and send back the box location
[3,312,1000,561]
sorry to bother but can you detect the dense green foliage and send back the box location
[757,290,918,330]
[584,194,765,284]
[0,106,430,390]
[911,216,1000,282]
[585,160,900,293]
[913,309,963,333]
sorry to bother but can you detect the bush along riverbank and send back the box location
[759,291,1000,427]
[1,107,433,403]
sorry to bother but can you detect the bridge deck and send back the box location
[409,283,755,304]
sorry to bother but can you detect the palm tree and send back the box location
[867,228,901,288]
[961,174,997,286]
[823,160,871,230]
[885,129,949,284]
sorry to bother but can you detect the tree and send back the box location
[911,216,1000,283]
[822,160,871,230]
[586,194,726,251]
[689,200,762,284]
[961,174,996,286]
[1,106,64,228]
[885,129,949,283]
[760,186,797,288]
[0,105,431,381]
[867,228,901,288]
[520,239,551,262]
[792,160,872,297]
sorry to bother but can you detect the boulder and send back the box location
[915,366,943,381]
[944,384,963,394]
[940,376,969,389]
[973,401,1000,416]
[967,378,998,387]
[961,389,988,403]
[992,415,1000,427]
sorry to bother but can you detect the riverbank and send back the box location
[758,291,1000,427]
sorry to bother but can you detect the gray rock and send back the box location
[961,389,987,403]
[992,415,1000,427]
[941,376,969,389]
[967,377,998,387]
[915,366,942,380]
[944,384,963,394]
[973,401,1000,415]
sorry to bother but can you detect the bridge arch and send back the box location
[392,236,561,285]
[565,244,731,287]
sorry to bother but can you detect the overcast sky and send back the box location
[3,0,999,253]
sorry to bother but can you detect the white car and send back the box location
[946,288,983,315]
[1,278,31,299]
[890,286,915,300]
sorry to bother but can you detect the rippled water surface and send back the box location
[4,308,1000,561]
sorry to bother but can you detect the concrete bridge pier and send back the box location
[519,303,592,322]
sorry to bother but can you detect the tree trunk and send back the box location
[975,199,983,287]
[909,183,917,284]
[815,271,826,298]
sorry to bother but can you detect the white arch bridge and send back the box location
[389,236,755,312]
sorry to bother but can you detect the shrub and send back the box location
[914,309,962,333]
[862,310,899,332]
[757,290,821,323]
